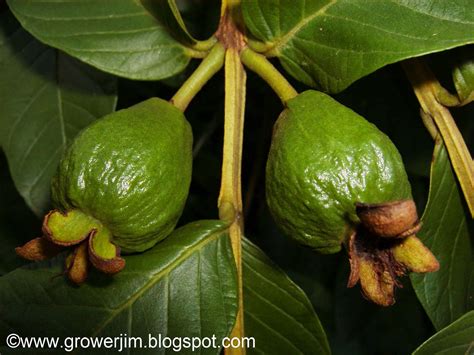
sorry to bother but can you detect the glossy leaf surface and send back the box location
[7,0,195,80]
[0,11,117,215]
[242,0,474,93]
[243,238,330,354]
[411,141,474,330]
[0,220,238,354]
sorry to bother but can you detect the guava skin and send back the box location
[52,98,193,253]
[266,90,412,254]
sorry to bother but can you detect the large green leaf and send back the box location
[243,238,330,354]
[6,0,195,80]
[411,140,473,330]
[413,310,474,355]
[0,220,238,354]
[242,0,474,93]
[0,11,117,215]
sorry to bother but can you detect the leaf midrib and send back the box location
[264,0,337,55]
[90,227,228,336]
[56,51,67,151]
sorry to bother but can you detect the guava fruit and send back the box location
[17,98,193,283]
[266,90,438,306]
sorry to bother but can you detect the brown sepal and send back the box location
[358,257,397,307]
[87,231,125,275]
[392,235,440,273]
[347,232,360,288]
[15,237,63,261]
[42,210,91,247]
[65,242,89,285]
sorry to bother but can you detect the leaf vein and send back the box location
[89,231,225,337]
[266,0,337,54]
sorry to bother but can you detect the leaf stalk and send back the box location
[171,43,225,111]
[402,58,474,217]
[240,47,297,104]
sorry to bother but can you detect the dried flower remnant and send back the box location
[347,200,438,306]
[16,210,125,284]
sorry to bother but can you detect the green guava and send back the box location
[52,97,193,254]
[266,90,412,254]
[17,97,193,283]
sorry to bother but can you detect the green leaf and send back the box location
[453,46,474,105]
[0,11,117,216]
[242,238,330,354]
[242,0,474,93]
[140,0,197,45]
[0,220,238,354]
[411,140,473,330]
[413,310,474,355]
[6,0,197,80]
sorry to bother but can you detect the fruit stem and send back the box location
[402,58,474,217]
[240,47,298,104]
[171,43,225,112]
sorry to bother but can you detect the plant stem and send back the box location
[219,46,247,355]
[216,1,247,353]
[240,47,297,104]
[402,58,474,217]
[171,43,225,112]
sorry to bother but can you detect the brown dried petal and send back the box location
[347,232,360,288]
[88,230,125,274]
[347,229,405,306]
[392,235,440,273]
[15,237,63,261]
[358,258,396,306]
[65,242,89,285]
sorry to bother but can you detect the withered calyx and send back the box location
[16,210,125,284]
[347,200,439,306]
